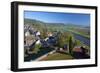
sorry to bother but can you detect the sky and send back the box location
[24,11,90,26]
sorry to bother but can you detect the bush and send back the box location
[33,44,41,54]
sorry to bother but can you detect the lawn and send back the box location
[41,52,74,61]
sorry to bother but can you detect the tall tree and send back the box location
[69,36,73,54]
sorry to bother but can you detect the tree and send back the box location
[68,36,74,54]
[57,32,68,48]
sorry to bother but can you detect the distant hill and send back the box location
[24,18,89,29]
[24,18,46,26]
[24,18,66,26]
[46,23,65,26]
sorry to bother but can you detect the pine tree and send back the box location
[69,36,73,54]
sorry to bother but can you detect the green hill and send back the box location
[24,18,90,38]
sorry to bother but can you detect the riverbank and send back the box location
[67,29,90,39]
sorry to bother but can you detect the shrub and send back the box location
[33,44,41,54]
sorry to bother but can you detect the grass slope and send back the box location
[41,53,73,61]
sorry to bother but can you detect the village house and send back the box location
[72,46,89,59]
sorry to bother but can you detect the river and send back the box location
[72,33,90,46]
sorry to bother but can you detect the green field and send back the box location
[41,53,73,61]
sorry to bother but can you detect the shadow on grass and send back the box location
[24,47,54,62]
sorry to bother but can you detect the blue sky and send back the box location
[24,11,90,26]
